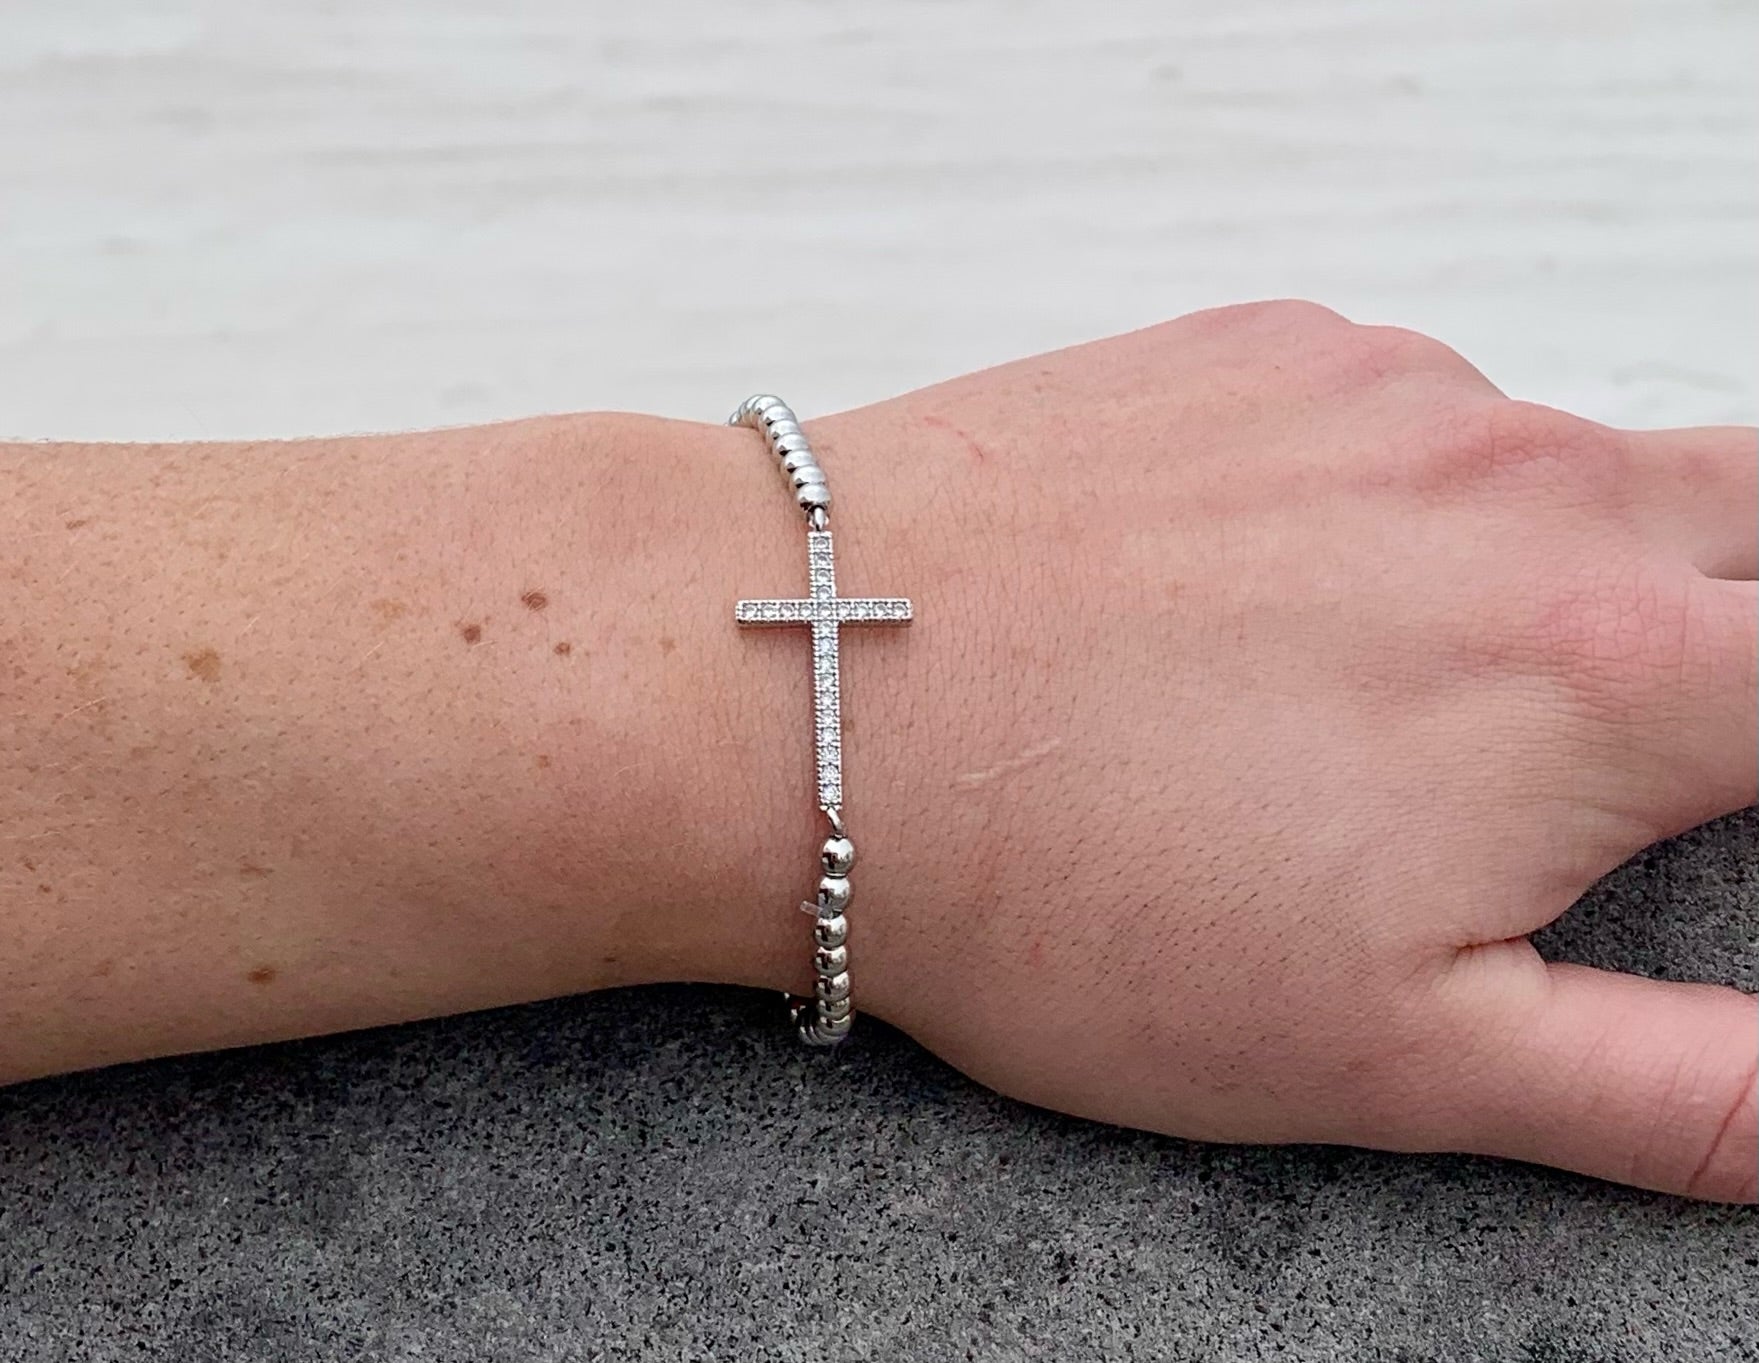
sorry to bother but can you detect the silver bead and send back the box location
[817,874,852,913]
[820,835,856,876]
[736,395,781,426]
[820,995,854,1024]
[817,1011,853,1038]
[780,448,819,474]
[797,483,832,512]
[765,422,803,450]
[813,913,848,949]
[817,970,851,1002]
[814,944,849,976]
[791,465,828,490]
[760,402,796,426]
[773,431,813,458]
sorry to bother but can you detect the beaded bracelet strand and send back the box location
[729,395,914,1045]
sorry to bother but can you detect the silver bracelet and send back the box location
[729,395,914,1046]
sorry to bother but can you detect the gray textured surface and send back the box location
[2,813,1756,1361]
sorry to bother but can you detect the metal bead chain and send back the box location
[730,394,832,527]
[795,830,856,1046]
[730,394,854,1046]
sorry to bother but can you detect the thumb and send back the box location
[1443,953,1757,1201]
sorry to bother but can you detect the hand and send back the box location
[815,302,1757,1200]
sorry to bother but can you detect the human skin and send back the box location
[2,302,1753,1200]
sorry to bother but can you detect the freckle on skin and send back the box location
[37,883,52,895]
[459,623,483,645]
[65,517,90,530]
[370,598,408,622]
[184,648,222,682]
[535,753,552,770]
[246,965,277,986]
[659,636,677,655]
[239,863,272,878]
[553,641,572,656]
[94,960,114,978]
[521,590,549,611]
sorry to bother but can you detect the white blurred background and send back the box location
[1,0,1753,440]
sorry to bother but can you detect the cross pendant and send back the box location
[735,529,913,811]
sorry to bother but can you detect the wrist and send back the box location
[489,409,809,1000]
[445,401,978,1026]
[582,401,971,1017]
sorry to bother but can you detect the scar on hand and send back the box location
[954,737,1064,788]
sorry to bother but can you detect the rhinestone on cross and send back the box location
[735,529,913,810]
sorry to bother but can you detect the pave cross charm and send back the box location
[735,529,912,811]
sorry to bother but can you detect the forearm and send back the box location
[1,411,919,1083]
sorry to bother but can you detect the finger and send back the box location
[1444,952,1757,1201]
[1658,578,1758,829]
[1586,576,1757,838]
[1624,426,1758,580]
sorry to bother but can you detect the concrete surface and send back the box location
[1,820,1756,1361]
[0,1,1755,1358]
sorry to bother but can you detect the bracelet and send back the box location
[729,395,914,1046]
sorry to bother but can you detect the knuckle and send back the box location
[1186,297,1349,339]
[1338,324,1472,384]
[1523,561,1701,707]
[1420,400,1628,499]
